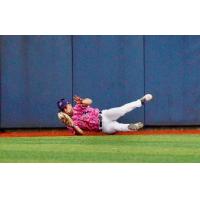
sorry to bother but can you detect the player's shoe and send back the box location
[140,94,153,105]
[128,122,144,131]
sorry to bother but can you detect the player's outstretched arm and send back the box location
[73,95,93,106]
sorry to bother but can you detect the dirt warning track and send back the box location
[1,129,200,137]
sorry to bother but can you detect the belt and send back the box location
[99,111,102,130]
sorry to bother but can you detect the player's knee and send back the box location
[102,125,116,134]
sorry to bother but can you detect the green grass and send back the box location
[1,134,200,162]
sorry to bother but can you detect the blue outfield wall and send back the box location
[0,35,200,128]
[145,36,200,125]
[73,36,144,124]
[0,36,72,128]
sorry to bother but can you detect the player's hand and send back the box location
[74,126,84,135]
[73,95,83,104]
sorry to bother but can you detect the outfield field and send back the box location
[1,134,200,162]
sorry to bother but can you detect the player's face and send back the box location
[64,104,73,116]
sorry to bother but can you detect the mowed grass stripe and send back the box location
[1,134,200,162]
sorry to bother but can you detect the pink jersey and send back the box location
[70,104,100,131]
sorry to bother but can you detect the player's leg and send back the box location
[102,100,142,121]
[102,94,153,121]
[102,121,144,134]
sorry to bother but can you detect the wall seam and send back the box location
[71,35,74,105]
[0,36,2,129]
[143,36,146,125]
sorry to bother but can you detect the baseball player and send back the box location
[57,94,153,135]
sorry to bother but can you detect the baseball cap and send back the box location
[57,98,70,111]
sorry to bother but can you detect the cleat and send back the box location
[140,94,153,105]
[128,122,144,131]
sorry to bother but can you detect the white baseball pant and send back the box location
[101,99,142,134]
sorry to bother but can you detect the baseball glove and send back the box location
[58,112,74,127]
[57,112,84,135]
